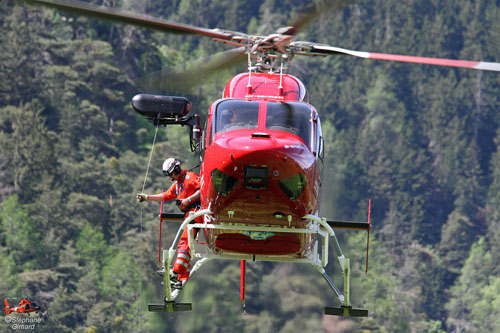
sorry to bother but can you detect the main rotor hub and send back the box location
[219,29,299,73]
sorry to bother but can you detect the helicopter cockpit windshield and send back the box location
[215,100,259,134]
[214,100,312,146]
[26,302,39,310]
[266,102,311,145]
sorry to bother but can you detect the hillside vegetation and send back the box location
[1,0,500,332]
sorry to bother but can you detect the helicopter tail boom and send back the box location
[4,299,12,315]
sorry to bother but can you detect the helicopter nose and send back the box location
[207,133,316,218]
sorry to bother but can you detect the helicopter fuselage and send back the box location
[199,72,324,256]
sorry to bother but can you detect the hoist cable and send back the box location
[142,123,160,193]
[137,121,160,330]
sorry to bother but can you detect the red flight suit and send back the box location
[163,170,201,281]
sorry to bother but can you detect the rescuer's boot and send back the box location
[156,269,165,277]
[170,272,182,289]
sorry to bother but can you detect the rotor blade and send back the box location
[310,45,500,72]
[283,0,352,35]
[23,0,232,40]
[139,47,246,92]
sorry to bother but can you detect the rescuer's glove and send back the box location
[137,193,148,202]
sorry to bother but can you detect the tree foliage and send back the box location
[1,0,500,331]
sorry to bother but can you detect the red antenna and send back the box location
[246,53,252,95]
[240,260,247,314]
[278,63,284,96]
[366,199,371,274]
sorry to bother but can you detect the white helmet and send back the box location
[162,158,181,176]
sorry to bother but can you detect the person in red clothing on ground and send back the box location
[137,158,201,289]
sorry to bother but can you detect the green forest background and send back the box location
[1,0,500,332]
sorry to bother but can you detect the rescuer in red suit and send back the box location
[137,158,201,289]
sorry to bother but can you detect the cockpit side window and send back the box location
[214,100,259,134]
[266,102,311,146]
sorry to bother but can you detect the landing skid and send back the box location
[317,245,369,318]
[148,209,212,313]
[148,301,192,312]
[151,208,369,317]
[325,306,368,317]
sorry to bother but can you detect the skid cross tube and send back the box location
[320,268,344,304]
[152,209,212,309]
[304,214,356,313]
[167,209,213,265]
[163,249,172,301]
[148,249,191,313]
[303,214,344,257]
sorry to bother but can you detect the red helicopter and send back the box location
[24,0,500,317]
[4,299,41,316]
